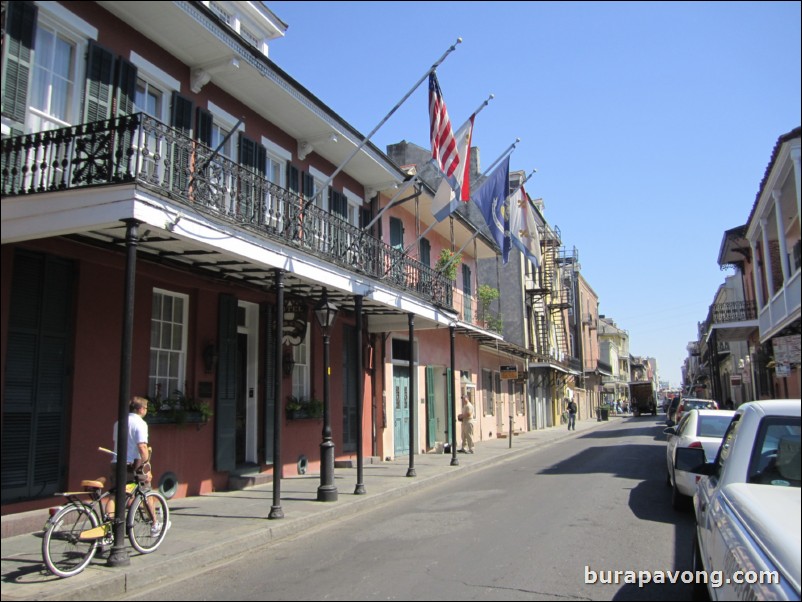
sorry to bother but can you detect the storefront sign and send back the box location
[500,365,518,379]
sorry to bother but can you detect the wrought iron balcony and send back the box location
[1,113,452,307]
[706,300,757,325]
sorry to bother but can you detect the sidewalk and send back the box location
[1,417,611,601]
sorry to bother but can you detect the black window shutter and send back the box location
[196,107,213,146]
[420,238,431,267]
[287,164,299,195]
[302,172,314,201]
[330,190,347,218]
[84,41,116,123]
[2,0,37,127]
[215,294,238,472]
[238,133,255,168]
[170,92,193,134]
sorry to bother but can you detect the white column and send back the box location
[751,240,765,308]
[791,146,801,220]
[760,218,775,299]
[772,189,790,282]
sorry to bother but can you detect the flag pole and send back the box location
[299,38,463,218]
[436,170,533,275]
[479,137,520,180]
[394,93,495,257]
[368,92,494,232]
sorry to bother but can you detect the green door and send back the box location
[393,366,410,455]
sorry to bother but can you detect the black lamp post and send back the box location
[315,290,338,502]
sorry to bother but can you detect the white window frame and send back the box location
[292,327,311,401]
[149,288,190,401]
[24,3,96,133]
[262,138,291,231]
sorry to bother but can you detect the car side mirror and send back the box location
[663,426,677,437]
[675,447,714,475]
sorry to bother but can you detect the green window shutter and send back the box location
[330,189,347,218]
[2,1,38,128]
[390,217,404,250]
[426,366,437,448]
[302,172,314,199]
[84,41,116,123]
[420,239,431,267]
[215,294,238,472]
[114,57,138,116]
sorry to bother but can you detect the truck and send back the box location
[676,399,801,600]
[628,381,656,416]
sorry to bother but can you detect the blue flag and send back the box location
[472,155,511,263]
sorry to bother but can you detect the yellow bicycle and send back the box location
[41,447,169,578]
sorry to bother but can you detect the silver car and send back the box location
[664,409,735,510]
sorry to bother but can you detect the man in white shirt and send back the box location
[458,395,475,453]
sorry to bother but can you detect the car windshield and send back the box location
[748,417,801,487]
[696,414,732,438]
[686,399,715,410]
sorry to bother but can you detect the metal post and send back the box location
[107,219,140,568]
[354,295,366,495]
[450,325,459,466]
[317,291,338,502]
[269,269,285,519]
[406,313,416,477]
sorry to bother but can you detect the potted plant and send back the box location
[477,284,501,330]
[435,248,462,281]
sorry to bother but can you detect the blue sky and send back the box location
[267,1,801,387]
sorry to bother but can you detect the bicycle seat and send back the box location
[81,478,106,490]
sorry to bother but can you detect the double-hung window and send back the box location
[263,138,291,232]
[149,289,189,401]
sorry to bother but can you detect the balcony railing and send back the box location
[707,300,757,325]
[1,114,452,307]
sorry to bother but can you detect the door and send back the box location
[393,366,410,456]
[1,250,74,503]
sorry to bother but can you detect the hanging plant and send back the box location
[435,248,462,281]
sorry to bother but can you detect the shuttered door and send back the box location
[215,294,238,472]
[1,250,74,503]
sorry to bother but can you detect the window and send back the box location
[149,290,189,401]
[292,327,310,401]
[134,78,164,119]
[263,138,291,231]
[30,23,76,131]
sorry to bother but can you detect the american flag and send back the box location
[429,72,460,178]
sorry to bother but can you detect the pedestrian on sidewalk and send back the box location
[458,395,474,453]
[566,398,577,431]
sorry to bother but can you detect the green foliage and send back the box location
[435,249,462,281]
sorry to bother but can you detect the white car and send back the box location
[664,409,736,509]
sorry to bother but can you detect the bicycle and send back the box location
[41,447,170,578]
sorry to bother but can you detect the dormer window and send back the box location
[202,1,283,57]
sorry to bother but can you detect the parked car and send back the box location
[680,399,801,600]
[664,409,736,509]
[672,397,718,425]
[665,396,681,425]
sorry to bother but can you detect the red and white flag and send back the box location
[429,72,459,178]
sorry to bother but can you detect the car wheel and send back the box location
[691,533,709,600]
[671,468,688,511]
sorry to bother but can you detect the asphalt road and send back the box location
[121,415,697,601]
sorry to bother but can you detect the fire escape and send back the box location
[526,225,576,367]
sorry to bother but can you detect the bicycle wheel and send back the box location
[42,504,99,578]
[127,490,169,554]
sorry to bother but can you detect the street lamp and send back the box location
[315,290,338,502]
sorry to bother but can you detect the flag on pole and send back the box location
[508,183,542,267]
[429,72,460,178]
[431,114,475,221]
[472,155,511,263]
